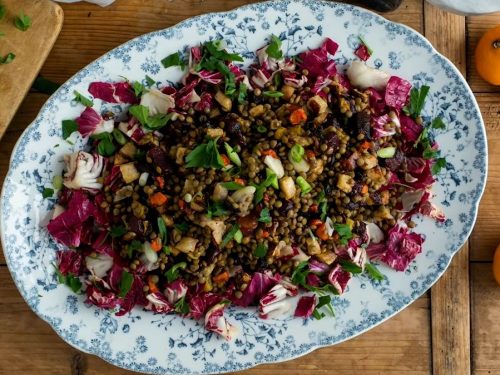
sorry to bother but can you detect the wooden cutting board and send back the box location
[0,0,63,139]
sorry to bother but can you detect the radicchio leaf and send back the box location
[56,250,83,276]
[88,82,138,104]
[327,264,351,294]
[385,76,412,110]
[294,295,317,318]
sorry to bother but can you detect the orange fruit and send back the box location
[493,243,500,285]
[475,25,500,86]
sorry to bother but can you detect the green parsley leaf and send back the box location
[253,169,278,204]
[161,51,185,69]
[258,207,272,223]
[333,224,352,245]
[146,112,173,130]
[317,190,328,221]
[145,75,155,87]
[221,181,244,190]
[266,168,279,189]
[431,117,446,129]
[163,246,172,255]
[404,85,430,119]
[185,138,224,169]
[157,217,168,243]
[132,81,146,97]
[224,142,242,167]
[237,83,248,104]
[118,271,134,298]
[52,175,63,190]
[263,90,284,98]
[312,295,334,320]
[165,262,187,283]
[174,222,188,233]
[234,229,243,243]
[54,265,83,294]
[365,262,385,281]
[290,144,305,163]
[207,201,230,218]
[0,52,15,64]
[291,261,310,287]
[110,225,127,238]
[73,90,94,107]
[32,76,60,94]
[339,260,363,274]
[62,119,78,140]
[423,146,439,160]
[128,104,149,126]
[174,296,190,314]
[431,157,447,175]
[42,187,54,199]
[96,133,116,156]
[273,72,283,88]
[112,128,127,145]
[254,243,268,258]
[221,224,240,248]
[127,240,143,258]
[14,11,31,31]
[266,34,283,59]
[358,35,373,55]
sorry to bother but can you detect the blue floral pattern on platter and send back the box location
[0,1,487,374]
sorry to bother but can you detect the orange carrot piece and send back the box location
[306,150,316,159]
[155,176,165,189]
[310,219,323,227]
[262,230,270,238]
[361,184,369,194]
[309,204,318,213]
[221,154,231,166]
[261,149,278,158]
[151,238,162,252]
[148,276,159,294]
[316,224,329,241]
[150,192,168,206]
[213,271,229,284]
[235,178,246,185]
[359,140,372,151]
[178,199,186,210]
[289,108,307,125]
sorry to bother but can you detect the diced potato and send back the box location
[207,128,224,139]
[281,85,295,101]
[374,206,394,220]
[337,174,355,193]
[307,95,328,114]
[175,237,198,253]
[119,162,140,183]
[249,104,265,118]
[315,251,337,265]
[366,167,387,186]
[380,190,390,205]
[274,127,288,140]
[114,153,129,166]
[314,111,328,126]
[212,183,228,202]
[200,215,227,245]
[279,176,296,200]
[209,107,221,118]
[306,237,321,255]
[215,91,232,112]
[120,142,137,159]
[113,186,133,202]
[358,153,378,170]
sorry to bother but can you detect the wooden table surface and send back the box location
[0,1,499,374]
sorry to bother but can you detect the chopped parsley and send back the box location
[263,90,284,98]
[128,104,173,130]
[312,295,335,320]
[317,190,328,221]
[42,187,54,199]
[431,157,447,175]
[161,51,186,69]
[14,11,31,31]
[127,240,143,258]
[403,85,430,119]
[73,90,94,107]
[252,170,278,204]
[266,34,283,59]
[339,260,363,274]
[93,132,116,156]
[110,225,127,238]
[185,138,224,169]
[0,52,15,64]
[207,200,230,218]
[237,83,248,104]
[62,119,78,140]
[258,207,272,223]
[253,243,268,258]
[174,296,190,314]
[365,262,385,281]
[165,262,187,283]
[118,271,134,298]
[431,117,446,129]
[221,181,244,190]
[55,267,82,294]
[221,223,240,248]
[157,217,168,243]
[174,222,189,233]
[333,224,353,245]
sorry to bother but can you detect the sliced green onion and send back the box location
[224,142,242,167]
[266,168,279,189]
[376,147,396,158]
[290,144,305,163]
[296,176,312,195]
[52,175,63,190]
[113,128,127,145]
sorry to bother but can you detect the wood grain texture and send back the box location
[466,14,500,94]
[0,266,431,375]
[0,0,63,138]
[470,94,500,261]
[471,263,500,375]
[424,3,471,375]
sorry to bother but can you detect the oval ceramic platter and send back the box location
[0,1,487,374]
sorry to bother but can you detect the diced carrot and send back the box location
[310,219,323,227]
[150,192,168,206]
[316,224,329,241]
[262,230,270,238]
[309,204,318,213]
[178,199,186,210]
[235,178,246,185]
[213,271,229,284]
[148,276,159,294]
[359,140,372,151]
[289,108,307,125]
[306,150,316,159]
[361,184,369,194]
[151,238,162,252]
[221,154,231,166]
[155,176,165,189]
[261,149,278,158]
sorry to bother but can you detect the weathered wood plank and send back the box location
[471,263,500,375]
[0,267,431,375]
[424,3,470,375]
[470,94,500,261]
[466,14,500,94]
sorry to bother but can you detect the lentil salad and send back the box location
[48,36,446,339]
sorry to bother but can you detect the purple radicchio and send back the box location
[258,284,292,319]
[188,291,224,320]
[232,271,278,307]
[298,38,338,78]
[385,76,412,110]
[88,81,137,104]
[294,295,318,318]
[75,107,114,137]
[86,284,120,309]
[165,280,188,305]
[328,264,351,294]
[146,292,174,313]
[56,250,83,276]
[63,151,104,191]
[205,302,237,340]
